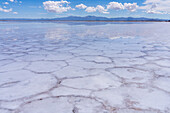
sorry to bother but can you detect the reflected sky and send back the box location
[0,22,170,45]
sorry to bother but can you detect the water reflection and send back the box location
[42,22,170,44]
[0,22,170,44]
[45,29,69,41]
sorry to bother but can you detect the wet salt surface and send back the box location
[0,22,170,113]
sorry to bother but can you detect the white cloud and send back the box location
[0,7,12,12]
[124,3,138,12]
[9,0,14,2]
[13,12,18,14]
[85,7,96,13]
[96,5,109,14]
[107,2,124,10]
[3,2,9,5]
[146,10,164,14]
[140,0,170,14]
[43,0,73,13]
[107,2,138,12]
[84,5,109,14]
[80,2,138,14]
[41,0,169,15]
[76,4,87,9]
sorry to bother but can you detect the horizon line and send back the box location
[0,16,169,20]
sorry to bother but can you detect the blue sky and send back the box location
[0,0,170,19]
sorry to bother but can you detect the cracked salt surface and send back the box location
[0,22,170,113]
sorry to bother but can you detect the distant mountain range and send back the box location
[0,16,169,22]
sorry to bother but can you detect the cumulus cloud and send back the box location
[43,0,73,13]
[146,10,163,14]
[85,5,109,14]
[106,2,138,12]
[140,0,170,14]
[3,2,9,5]
[76,4,87,9]
[85,7,96,13]
[0,7,12,12]
[9,0,14,2]
[13,12,18,14]
[124,3,138,12]
[41,0,169,15]
[96,5,109,14]
[78,2,138,14]
[76,0,169,15]
[107,2,124,10]
[81,2,138,14]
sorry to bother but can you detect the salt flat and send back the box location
[0,22,170,113]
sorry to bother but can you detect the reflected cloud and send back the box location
[45,28,69,41]
[44,23,142,41]
[109,36,134,40]
[44,22,170,44]
[2,22,168,44]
